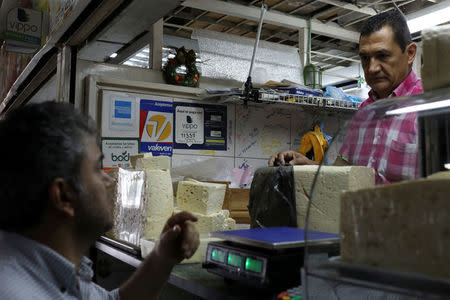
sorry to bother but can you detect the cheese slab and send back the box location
[144,169,174,240]
[136,155,170,171]
[177,181,226,215]
[421,25,450,91]
[293,166,374,233]
[340,178,450,278]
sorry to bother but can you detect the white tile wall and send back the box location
[100,91,354,185]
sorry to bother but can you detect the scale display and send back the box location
[204,227,340,289]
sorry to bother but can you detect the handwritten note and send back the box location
[235,105,291,158]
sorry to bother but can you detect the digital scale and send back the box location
[203,227,339,289]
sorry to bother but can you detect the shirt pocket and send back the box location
[385,139,418,182]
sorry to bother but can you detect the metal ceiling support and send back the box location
[343,0,415,27]
[225,19,250,34]
[65,0,125,46]
[164,6,186,23]
[204,15,228,30]
[311,57,351,67]
[310,50,360,62]
[107,31,151,64]
[150,18,163,71]
[177,11,209,32]
[327,0,384,24]
[182,0,360,42]
[313,6,343,19]
[317,0,377,16]
[56,46,70,103]
[269,0,289,10]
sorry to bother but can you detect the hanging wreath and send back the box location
[163,46,200,87]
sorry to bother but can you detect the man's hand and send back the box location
[154,211,200,266]
[268,150,319,166]
[119,211,200,300]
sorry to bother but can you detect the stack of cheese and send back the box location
[175,179,236,263]
[133,153,174,241]
[421,24,450,91]
[340,173,450,279]
[293,166,375,233]
[177,179,236,232]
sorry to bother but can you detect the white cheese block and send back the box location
[144,169,174,240]
[225,218,236,230]
[174,209,235,234]
[136,155,170,171]
[294,166,374,233]
[340,177,450,278]
[421,25,450,91]
[177,181,226,215]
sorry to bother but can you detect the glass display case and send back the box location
[302,86,450,299]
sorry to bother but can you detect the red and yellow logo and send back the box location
[146,115,171,142]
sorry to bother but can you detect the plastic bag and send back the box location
[248,166,297,228]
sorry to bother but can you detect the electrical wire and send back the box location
[303,123,344,300]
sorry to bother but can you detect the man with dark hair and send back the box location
[0,101,200,300]
[269,11,422,184]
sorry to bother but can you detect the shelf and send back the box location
[304,258,450,299]
[217,90,361,113]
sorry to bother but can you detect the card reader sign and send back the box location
[114,101,132,119]
[175,105,204,146]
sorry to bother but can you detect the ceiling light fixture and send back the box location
[386,99,450,115]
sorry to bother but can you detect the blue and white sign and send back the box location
[109,97,137,132]
[174,102,227,151]
[140,99,173,156]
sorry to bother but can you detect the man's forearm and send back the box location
[119,250,174,300]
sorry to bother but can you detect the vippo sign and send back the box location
[4,7,42,52]
[140,99,173,156]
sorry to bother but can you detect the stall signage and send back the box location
[4,7,42,52]
[140,99,173,156]
[174,102,227,150]
[102,138,139,169]
[175,105,204,146]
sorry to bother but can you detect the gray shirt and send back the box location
[0,230,120,300]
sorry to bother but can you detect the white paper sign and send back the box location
[102,139,139,169]
[175,106,204,146]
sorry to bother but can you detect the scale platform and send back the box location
[203,227,340,289]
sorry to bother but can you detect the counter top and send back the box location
[94,240,279,300]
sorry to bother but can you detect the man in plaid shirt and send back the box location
[269,11,422,184]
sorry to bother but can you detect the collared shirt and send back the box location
[338,70,423,184]
[0,230,120,300]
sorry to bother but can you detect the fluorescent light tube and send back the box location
[386,99,450,115]
[407,0,450,33]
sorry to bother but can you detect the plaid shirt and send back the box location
[339,70,423,184]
